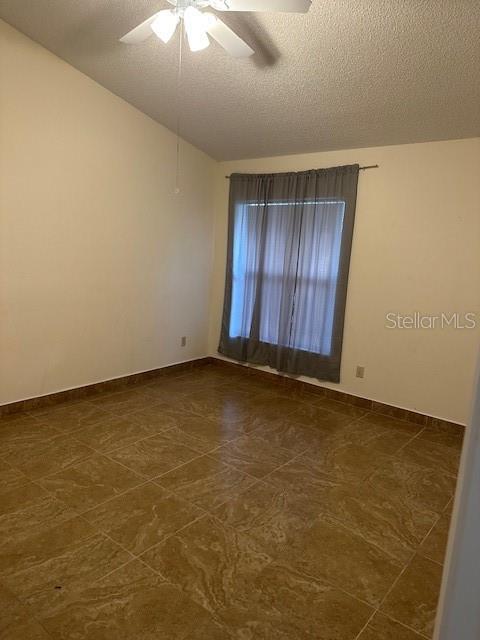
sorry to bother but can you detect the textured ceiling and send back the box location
[1,0,479,160]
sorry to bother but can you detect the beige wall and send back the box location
[0,20,215,404]
[209,138,480,425]
[2,21,479,425]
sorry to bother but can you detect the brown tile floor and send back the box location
[0,364,462,639]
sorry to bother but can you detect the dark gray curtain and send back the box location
[218,165,359,382]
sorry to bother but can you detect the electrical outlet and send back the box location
[181,336,187,347]
[355,365,365,379]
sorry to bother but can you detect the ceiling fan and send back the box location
[120,0,312,57]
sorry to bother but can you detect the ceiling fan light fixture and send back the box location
[184,6,210,52]
[202,12,218,29]
[121,0,311,52]
[151,10,179,44]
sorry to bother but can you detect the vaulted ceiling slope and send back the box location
[1,0,479,160]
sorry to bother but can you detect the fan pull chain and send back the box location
[174,20,184,195]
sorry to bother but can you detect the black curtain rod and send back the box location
[224,164,379,178]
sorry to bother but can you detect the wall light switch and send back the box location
[356,365,365,379]
[181,336,187,347]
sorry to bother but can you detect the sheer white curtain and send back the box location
[230,200,345,356]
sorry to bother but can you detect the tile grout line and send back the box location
[279,435,418,558]
[26,450,156,521]
[151,454,266,509]
[392,427,462,478]
[355,609,432,640]
[370,550,418,627]
[355,565,412,638]
[83,398,274,456]
[18,422,224,491]
[395,425,428,454]
[377,613,431,639]
[125,473,398,639]
[27,435,292,564]
[387,429,459,481]
[71,426,182,456]
[89,508,211,586]
[88,440,255,526]
[25,462,215,584]
[202,445,280,482]
[417,509,447,558]
[72,422,213,456]
[78,453,208,514]
[199,459,405,636]
[442,495,454,514]
[134,508,210,561]
[352,484,452,639]
[21,423,264,524]
[270,429,452,570]
[26,476,212,592]
[33,451,147,492]
[97,449,264,526]
[4,414,195,483]
[351,478,449,640]
[244,448,311,484]
[353,608,378,640]
[415,507,450,568]
[78,512,138,564]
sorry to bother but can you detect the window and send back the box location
[229,199,345,356]
[218,165,358,382]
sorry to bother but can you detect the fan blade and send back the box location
[205,15,254,57]
[120,13,159,44]
[212,0,311,12]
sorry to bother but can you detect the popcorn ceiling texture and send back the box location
[0,0,479,160]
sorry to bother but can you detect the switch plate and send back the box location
[356,365,365,379]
